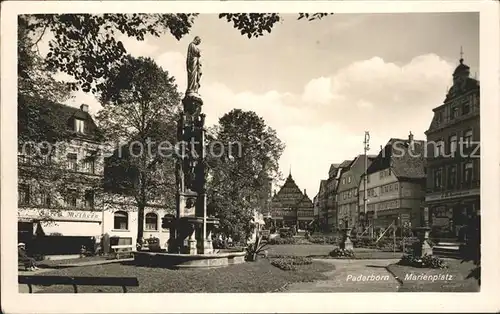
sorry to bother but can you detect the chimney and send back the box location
[303,189,307,195]
[80,104,89,112]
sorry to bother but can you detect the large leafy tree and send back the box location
[18,16,74,145]
[19,13,333,94]
[96,55,181,245]
[206,109,284,242]
[18,16,104,220]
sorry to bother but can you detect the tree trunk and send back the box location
[137,203,145,247]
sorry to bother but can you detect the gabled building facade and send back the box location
[270,172,314,229]
[316,161,353,232]
[358,133,426,235]
[337,154,376,231]
[317,179,328,231]
[424,57,480,240]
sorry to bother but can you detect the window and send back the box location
[464,162,473,184]
[145,213,158,230]
[67,153,78,171]
[379,172,384,179]
[83,155,96,174]
[436,111,443,124]
[114,211,128,230]
[75,119,85,134]
[348,191,352,198]
[18,184,30,205]
[448,165,457,188]
[388,169,391,176]
[343,193,347,200]
[435,140,445,157]
[395,183,399,191]
[342,178,346,185]
[463,102,471,115]
[464,130,473,148]
[39,146,52,165]
[449,135,458,155]
[40,191,51,207]
[84,190,94,209]
[434,169,443,189]
[347,176,351,183]
[66,189,77,208]
[450,107,459,119]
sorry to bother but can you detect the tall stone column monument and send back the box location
[167,36,219,255]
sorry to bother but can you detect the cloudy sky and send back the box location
[41,12,479,197]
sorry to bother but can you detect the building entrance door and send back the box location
[452,203,468,240]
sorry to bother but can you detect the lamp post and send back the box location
[363,131,370,237]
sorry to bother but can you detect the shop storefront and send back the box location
[425,189,480,240]
[18,209,103,256]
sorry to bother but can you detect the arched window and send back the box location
[145,212,158,231]
[114,211,128,230]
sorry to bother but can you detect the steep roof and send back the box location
[337,154,376,192]
[339,159,354,168]
[296,193,314,208]
[444,58,480,103]
[271,173,312,209]
[367,137,426,181]
[18,94,101,143]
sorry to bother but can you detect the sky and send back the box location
[39,12,479,198]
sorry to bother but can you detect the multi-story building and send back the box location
[316,161,353,233]
[424,56,480,240]
[313,193,320,221]
[337,154,376,231]
[317,179,328,231]
[18,98,106,254]
[358,133,426,235]
[18,97,173,256]
[270,171,314,229]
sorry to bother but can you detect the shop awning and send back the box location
[39,221,102,237]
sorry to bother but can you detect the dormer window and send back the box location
[75,119,85,134]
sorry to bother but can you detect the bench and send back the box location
[111,244,134,259]
[19,275,139,293]
[18,257,36,270]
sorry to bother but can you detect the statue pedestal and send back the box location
[197,239,214,254]
[187,238,198,255]
[412,226,433,257]
[339,228,353,250]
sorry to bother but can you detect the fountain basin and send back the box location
[133,249,246,269]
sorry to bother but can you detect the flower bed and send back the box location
[329,247,355,258]
[307,235,338,245]
[397,254,447,269]
[267,237,297,245]
[270,256,313,271]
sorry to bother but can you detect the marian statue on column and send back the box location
[186,36,202,97]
